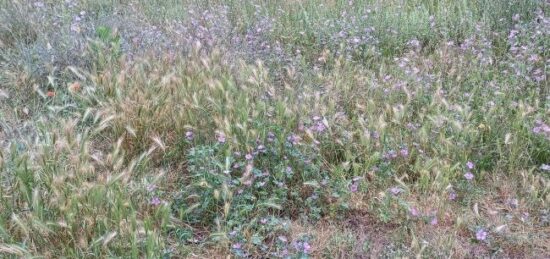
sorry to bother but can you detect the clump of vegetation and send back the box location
[1,0,548,258]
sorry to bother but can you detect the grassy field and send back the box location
[0,0,549,258]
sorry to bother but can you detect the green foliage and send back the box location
[89,25,122,70]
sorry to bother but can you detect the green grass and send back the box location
[1,0,549,258]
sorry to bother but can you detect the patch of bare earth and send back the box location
[343,209,402,258]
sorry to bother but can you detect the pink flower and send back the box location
[466,161,475,170]
[232,243,242,249]
[476,229,488,241]
[245,153,253,160]
[150,197,161,206]
[409,207,420,217]
[464,172,474,181]
[430,216,438,226]
[302,242,311,254]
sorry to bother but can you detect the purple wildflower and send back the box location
[466,161,475,170]
[384,150,398,160]
[150,197,161,206]
[533,121,550,134]
[464,172,474,181]
[302,242,311,254]
[390,187,402,195]
[185,131,194,141]
[507,198,519,209]
[287,134,302,145]
[256,145,266,153]
[245,153,253,160]
[314,121,326,133]
[350,182,358,193]
[267,132,275,142]
[476,229,488,241]
[232,243,242,249]
[260,218,268,224]
[449,191,457,201]
[409,207,420,217]
[400,147,409,157]
[430,216,438,226]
